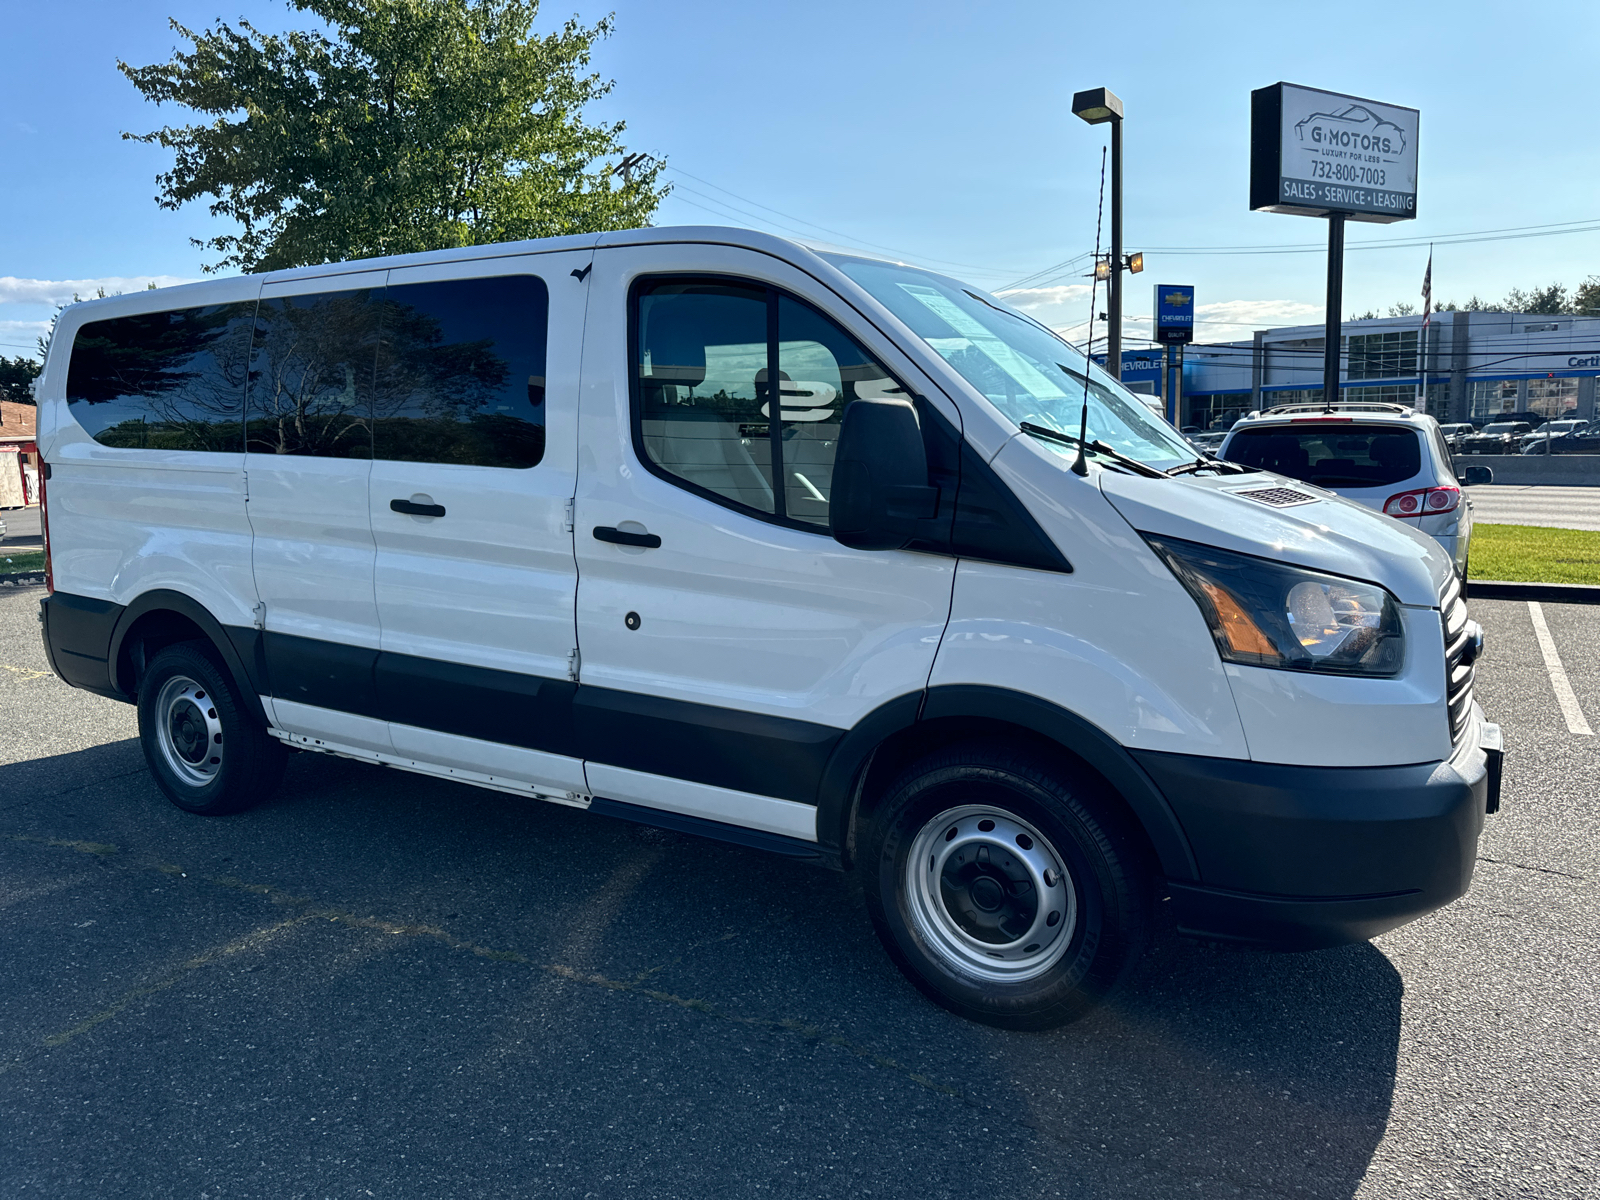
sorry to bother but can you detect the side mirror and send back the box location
[830,398,940,551]
[1461,465,1493,486]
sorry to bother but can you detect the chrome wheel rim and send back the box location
[154,674,223,788]
[905,804,1077,983]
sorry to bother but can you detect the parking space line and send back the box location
[1527,602,1594,736]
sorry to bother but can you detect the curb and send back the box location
[0,571,46,588]
[1467,579,1600,605]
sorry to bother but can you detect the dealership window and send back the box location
[1347,331,1418,381]
[1526,377,1579,419]
[65,303,255,450]
[1469,379,1520,420]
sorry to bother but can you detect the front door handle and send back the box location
[593,525,661,549]
[391,498,446,518]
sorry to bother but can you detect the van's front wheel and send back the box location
[862,743,1150,1030]
[137,641,285,815]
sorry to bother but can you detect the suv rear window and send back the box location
[1224,424,1422,487]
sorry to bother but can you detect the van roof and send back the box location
[59,225,916,319]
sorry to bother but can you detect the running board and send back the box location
[267,727,592,809]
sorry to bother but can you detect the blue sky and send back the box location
[3,0,1599,358]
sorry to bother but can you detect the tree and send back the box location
[119,0,668,273]
[1386,301,1416,317]
[1572,276,1600,316]
[0,356,41,404]
[1504,283,1567,315]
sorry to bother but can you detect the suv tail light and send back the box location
[1383,485,1459,517]
[39,460,52,594]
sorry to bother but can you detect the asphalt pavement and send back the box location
[0,583,1595,1199]
[1,504,41,550]
[1464,485,1600,531]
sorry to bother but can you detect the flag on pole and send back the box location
[1421,248,1433,330]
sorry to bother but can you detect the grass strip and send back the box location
[1,550,44,574]
[1469,523,1600,585]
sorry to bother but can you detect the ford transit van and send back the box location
[33,227,1503,1029]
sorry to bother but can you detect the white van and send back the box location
[33,227,1502,1029]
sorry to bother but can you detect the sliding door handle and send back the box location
[391,498,446,518]
[593,525,661,549]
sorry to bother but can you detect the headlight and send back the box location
[1145,535,1405,676]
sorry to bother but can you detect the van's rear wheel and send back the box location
[137,641,285,815]
[862,742,1150,1030]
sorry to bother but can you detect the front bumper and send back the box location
[1133,717,1501,949]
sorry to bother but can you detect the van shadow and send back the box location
[1,742,1401,1199]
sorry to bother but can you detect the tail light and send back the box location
[39,460,52,594]
[1383,485,1459,517]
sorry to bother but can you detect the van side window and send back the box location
[65,303,255,451]
[373,275,548,469]
[633,278,905,527]
[246,289,382,458]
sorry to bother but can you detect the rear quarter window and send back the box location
[1224,424,1423,487]
[65,303,255,450]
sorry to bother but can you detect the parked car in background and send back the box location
[1186,430,1227,455]
[1437,422,1475,452]
[1517,419,1589,454]
[1219,402,1472,575]
[1553,426,1600,455]
[1458,421,1533,455]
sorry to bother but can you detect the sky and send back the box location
[3,0,1599,360]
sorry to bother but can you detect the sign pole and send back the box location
[1171,340,1184,425]
[1323,213,1345,409]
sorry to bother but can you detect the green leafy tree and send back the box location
[1571,276,1600,316]
[1504,283,1568,314]
[119,0,668,273]
[0,356,41,404]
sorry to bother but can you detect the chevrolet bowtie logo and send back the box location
[1163,292,1192,308]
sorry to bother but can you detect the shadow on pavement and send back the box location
[0,740,1400,1199]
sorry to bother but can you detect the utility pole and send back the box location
[1322,213,1345,409]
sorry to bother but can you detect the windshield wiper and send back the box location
[1168,455,1253,477]
[1019,422,1170,478]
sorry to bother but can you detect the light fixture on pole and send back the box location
[1073,87,1124,380]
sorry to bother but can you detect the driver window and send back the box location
[633,278,906,527]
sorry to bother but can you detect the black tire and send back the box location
[862,741,1151,1030]
[136,640,286,815]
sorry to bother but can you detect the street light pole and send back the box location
[1072,87,1125,380]
[1108,116,1123,381]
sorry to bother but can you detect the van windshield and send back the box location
[825,255,1195,472]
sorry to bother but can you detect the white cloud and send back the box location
[997,284,1093,311]
[0,276,197,306]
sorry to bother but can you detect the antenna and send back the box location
[1072,147,1108,477]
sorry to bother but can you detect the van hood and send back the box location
[1096,469,1452,607]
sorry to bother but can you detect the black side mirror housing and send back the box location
[830,398,940,551]
[1461,465,1493,487]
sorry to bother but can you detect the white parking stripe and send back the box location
[1527,602,1594,736]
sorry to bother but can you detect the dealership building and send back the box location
[1168,310,1600,431]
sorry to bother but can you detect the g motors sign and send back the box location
[1250,83,1418,223]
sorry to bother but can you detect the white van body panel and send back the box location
[247,269,387,654]
[584,763,818,842]
[271,699,394,755]
[367,251,586,683]
[572,240,958,731]
[387,722,589,796]
[930,436,1251,760]
[38,279,260,627]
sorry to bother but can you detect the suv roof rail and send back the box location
[1257,401,1415,417]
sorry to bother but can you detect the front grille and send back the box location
[1440,573,1474,743]
[1230,486,1319,508]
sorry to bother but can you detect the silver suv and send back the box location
[1219,402,1472,575]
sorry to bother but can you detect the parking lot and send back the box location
[0,582,1595,1199]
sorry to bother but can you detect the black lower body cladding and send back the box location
[1135,738,1491,949]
